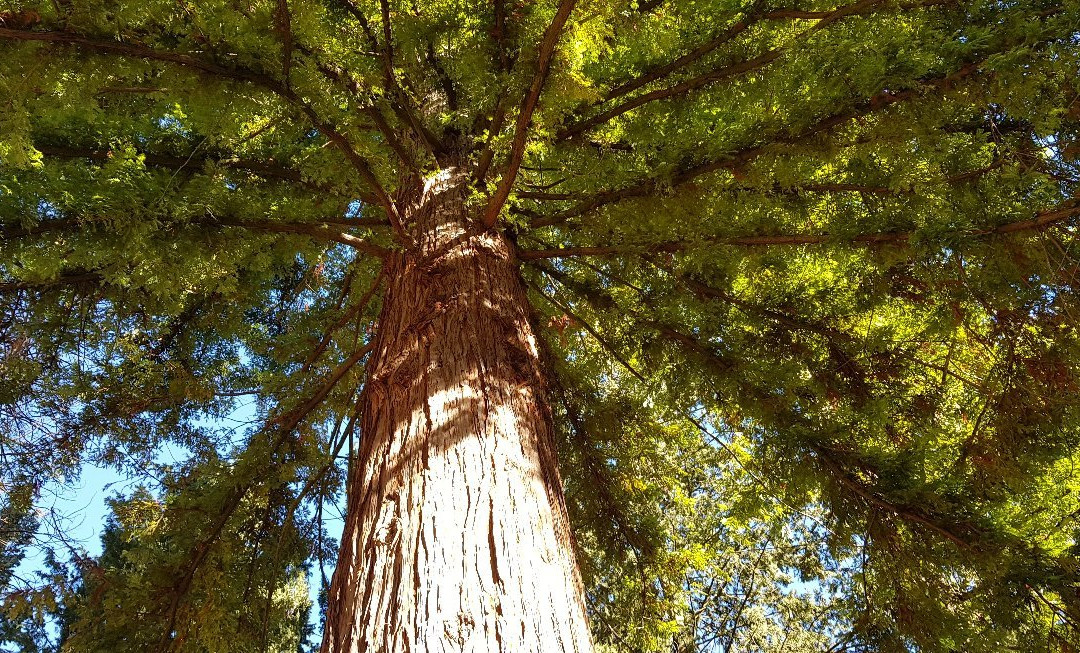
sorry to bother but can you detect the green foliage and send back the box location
[64,487,314,653]
[1,0,1079,650]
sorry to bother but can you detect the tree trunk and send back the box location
[320,168,593,653]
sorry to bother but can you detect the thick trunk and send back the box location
[320,169,593,652]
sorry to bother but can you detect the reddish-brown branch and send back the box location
[519,181,907,203]
[275,343,374,435]
[35,144,371,199]
[492,0,511,72]
[517,200,1080,259]
[534,59,986,227]
[274,0,293,83]
[811,443,975,549]
[1,212,391,256]
[216,218,391,257]
[364,104,418,171]
[0,26,400,226]
[481,0,578,228]
[161,342,370,647]
[557,0,889,141]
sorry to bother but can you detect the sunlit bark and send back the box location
[321,168,593,653]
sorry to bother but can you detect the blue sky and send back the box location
[10,396,346,648]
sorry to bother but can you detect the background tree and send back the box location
[1,0,1079,650]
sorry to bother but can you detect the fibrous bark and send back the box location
[321,167,593,653]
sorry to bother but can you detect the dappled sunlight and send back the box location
[321,171,591,653]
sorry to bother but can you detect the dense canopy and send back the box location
[1,0,1079,649]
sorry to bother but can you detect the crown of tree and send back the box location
[1,0,1079,650]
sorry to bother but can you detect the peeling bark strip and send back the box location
[322,168,592,652]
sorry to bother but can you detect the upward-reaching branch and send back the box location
[481,0,578,228]
[333,0,440,158]
[298,51,420,172]
[557,0,887,141]
[599,0,953,109]
[532,57,989,228]
[492,0,512,73]
[274,0,294,84]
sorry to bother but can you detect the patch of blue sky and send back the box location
[156,115,190,137]
[344,200,364,219]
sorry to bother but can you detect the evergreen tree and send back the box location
[1,0,1079,650]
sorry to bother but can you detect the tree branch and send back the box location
[810,443,976,549]
[0,271,101,293]
[517,199,1080,258]
[0,26,400,225]
[533,58,988,227]
[605,0,953,108]
[159,341,371,646]
[214,218,391,257]
[274,0,294,84]
[301,55,419,172]
[481,0,578,227]
[492,0,512,73]
[1,212,391,257]
[556,0,888,141]
[35,144,371,200]
[302,268,384,371]
[0,26,270,82]
[528,279,648,383]
[426,41,459,112]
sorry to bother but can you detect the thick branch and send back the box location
[0,27,399,222]
[491,0,512,73]
[426,41,459,112]
[811,443,976,549]
[274,0,294,84]
[481,0,578,227]
[1,213,391,256]
[35,144,370,200]
[557,0,887,141]
[533,59,987,227]
[0,271,101,293]
[215,218,390,257]
[517,199,1080,258]
[603,0,954,108]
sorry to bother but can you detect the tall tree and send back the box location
[1,0,1079,650]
